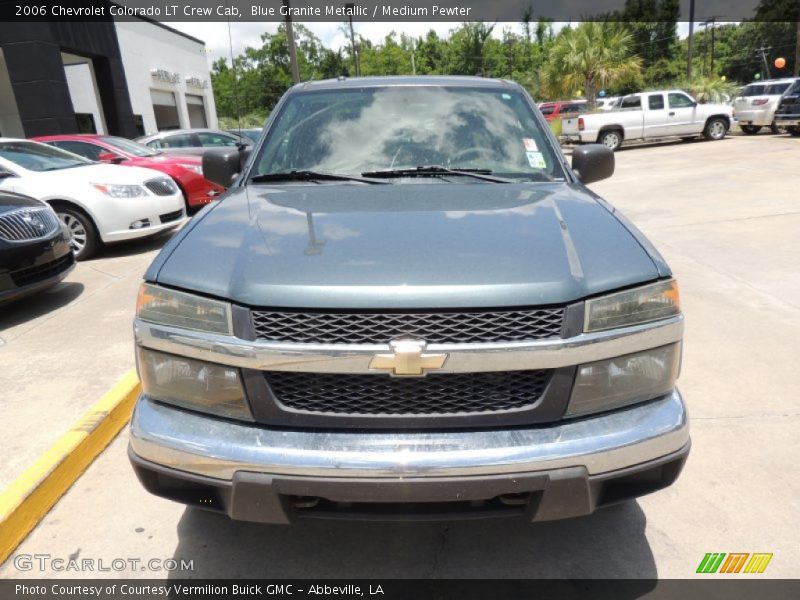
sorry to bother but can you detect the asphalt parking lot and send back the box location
[1,133,798,579]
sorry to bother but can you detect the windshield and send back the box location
[99,136,159,157]
[0,141,93,171]
[253,86,565,182]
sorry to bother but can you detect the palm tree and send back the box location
[540,22,642,109]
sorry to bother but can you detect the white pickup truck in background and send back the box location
[562,90,733,151]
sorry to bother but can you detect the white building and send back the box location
[0,19,217,139]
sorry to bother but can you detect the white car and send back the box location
[561,89,733,151]
[733,78,799,134]
[0,139,186,259]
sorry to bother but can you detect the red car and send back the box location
[537,100,588,122]
[32,134,224,210]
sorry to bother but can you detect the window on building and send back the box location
[151,89,180,131]
[648,95,665,110]
[75,113,97,133]
[186,94,208,128]
[133,115,145,137]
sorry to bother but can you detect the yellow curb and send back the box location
[0,369,141,564]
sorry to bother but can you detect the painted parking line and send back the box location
[0,370,140,564]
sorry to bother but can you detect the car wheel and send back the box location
[739,125,762,135]
[769,122,782,134]
[54,205,99,260]
[599,130,622,151]
[704,118,728,140]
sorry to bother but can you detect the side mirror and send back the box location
[571,144,614,184]
[202,147,252,188]
[98,152,124,164]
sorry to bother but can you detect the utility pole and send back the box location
[699,21,710,76]
[283,0,300,83]
[345,3,360,77]
[687,0,695,78]
[704,16,722,74]
[795,21,800,76]
[756,46,772,79]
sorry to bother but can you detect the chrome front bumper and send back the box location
[129,389,689,481]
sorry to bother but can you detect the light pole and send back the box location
[687,0,695,78]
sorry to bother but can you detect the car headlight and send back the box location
[92,183,146,198]
[177,163,203,175]
[566,343,681,417]
[137,347,251,420]
[136,283,233,335]
[584,279,680,332]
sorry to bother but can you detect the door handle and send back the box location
[669,112,675,116]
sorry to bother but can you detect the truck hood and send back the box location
[153,182,661,309]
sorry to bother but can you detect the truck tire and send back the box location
[739,125,762,135]
[789,126,800,137]
[599,129,623,151]
[704,118,728,140]
[51,203,100,261]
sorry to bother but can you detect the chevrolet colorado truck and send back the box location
[129,76,689,523]
[562,89,732,150]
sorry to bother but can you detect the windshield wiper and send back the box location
[361,166,514,183]
[250,170,388,185]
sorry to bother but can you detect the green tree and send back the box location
[540,22,643,108]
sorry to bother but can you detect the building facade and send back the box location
[0,16,216,139]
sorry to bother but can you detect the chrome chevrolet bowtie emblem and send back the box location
[369,340,448,377]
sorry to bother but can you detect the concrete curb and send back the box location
[0,370,140,564]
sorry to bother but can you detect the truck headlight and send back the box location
[137,348,252,420]
[566,343,681,418]
[92,183,145,198]
[136,283,232,335]
[584,279,680,332]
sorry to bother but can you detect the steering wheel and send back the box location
[449,147,496,164]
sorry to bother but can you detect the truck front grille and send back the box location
[265,370,553,415]
[251,307,565,344]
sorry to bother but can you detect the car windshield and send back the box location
[0,141,93,171]
[741,84,766,96]
[99,136,159,157]
[253,86,565,182]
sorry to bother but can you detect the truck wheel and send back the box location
[52,204,100,260]
[789,127,800,137]
[599,130,622,151]
[739,125,761,135]
[704,118,728,141]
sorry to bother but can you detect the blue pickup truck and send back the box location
[129,76,689,524]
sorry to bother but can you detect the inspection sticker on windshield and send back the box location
[526,151,546,169]
[522,138,538,151]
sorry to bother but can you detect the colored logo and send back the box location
[696,552,773,574]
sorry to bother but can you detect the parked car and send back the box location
[733,78,799,134]
[0,139,186,260]
[562,90,733,150]
[537,100,588,122]
[136,129,253,156]
[773,78,800,136]
[32,134,224,210]
[0,191,74,304]
[130,76,688,524]
[225,128,262,144]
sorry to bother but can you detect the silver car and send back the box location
[135,128,253,156]
[734,78,800,134]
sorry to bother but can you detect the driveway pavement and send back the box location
[1,133,798,579]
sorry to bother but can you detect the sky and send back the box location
[167,21,696,68]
